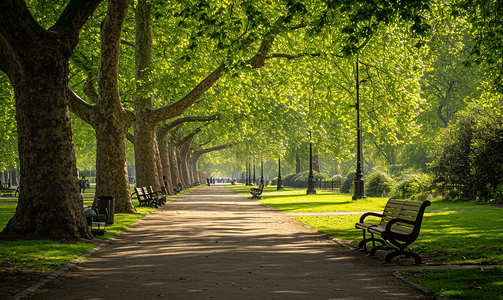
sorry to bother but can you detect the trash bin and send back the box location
[96,196,115,225]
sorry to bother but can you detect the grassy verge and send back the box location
[229,184,503,299]
[402,267,503,299]
[0,184,175,276]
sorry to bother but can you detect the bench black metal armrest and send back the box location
[359,212,383,223]
[384,218,417,232]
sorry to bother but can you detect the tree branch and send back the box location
[52,0,104,48]
[150,16,286,124]
[121,39,134,47]
[268,53,321,60]
[157,115,220,141]
[67,87,96,127]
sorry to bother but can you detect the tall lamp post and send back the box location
[245,158,249,185]
[307,132,317,195]
[247,160,251,186]
[277,158,283,190]
[260,159,264,185]
[253,158,256,185]
[352,58,366,200]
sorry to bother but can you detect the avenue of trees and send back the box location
[0,0,502,241]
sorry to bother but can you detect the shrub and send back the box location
[275,171,328,188]
[341,172,356,193]
[430,101,503,202]
[366,171,394,197]
[390,173,432,199]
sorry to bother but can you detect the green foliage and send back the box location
[365,170,394,197]
[0,73,18,171]
[431,96,503,202]
[454,0,503,92]
[341,172,356,193]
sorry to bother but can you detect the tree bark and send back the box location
[313,155,320,173]
[168,130,182,187]
[296,154,302,174]
[0,0,103,241]
[157,137,174,194]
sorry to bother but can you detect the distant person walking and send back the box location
[79,176,87,193]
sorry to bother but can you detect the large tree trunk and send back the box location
[3,69,92,240]
[94,0,135,213]
[170,147,182,187]
[69,0,136,213]
[177,148,190,188]
[0,0,102,241]
[95,117,135,213]
[157,137,174,194]
[133,0,160,191]
[296,154,302,174]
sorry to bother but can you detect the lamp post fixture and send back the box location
[277,158,283,190]
[307,133,317,195]
[352,58,366,200]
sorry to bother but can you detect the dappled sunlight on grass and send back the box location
[260,190,390,212]
[297,210,503,265]
[427,197,500,211]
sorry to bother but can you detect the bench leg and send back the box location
[384,250,422,265]
[358,238,386,252]
[368,243,394,257]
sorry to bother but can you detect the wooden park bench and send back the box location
[355,198,431,265]
[147,186,166,205]
[142,187,164,207]
[250,183,266,200]
[0,187,17,197]
[134,187,157,208]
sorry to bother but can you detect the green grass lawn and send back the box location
[402,267,503,299]
[0,184,169,276]
[230,184,503,299]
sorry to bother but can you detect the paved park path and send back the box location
[29,185,435,300]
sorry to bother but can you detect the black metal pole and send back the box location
[248,161,252,186]
[253,158,256,185]
[245,158,249,185]
[277,158,283,190]
[307,133,316,195]
[353,58,366,200]
[260,160,264,185]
